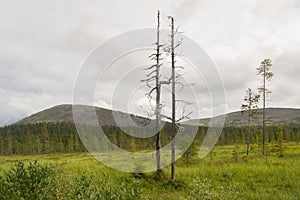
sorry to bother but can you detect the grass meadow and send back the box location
[0,143,299,199]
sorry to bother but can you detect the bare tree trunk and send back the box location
[171,17,176,181]
[262,65,266,156]
[246,116,251,156]
[246,88,251,156]
[142,10,163,172]
[155,10,162,172]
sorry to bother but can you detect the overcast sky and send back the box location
[1,0,300,126]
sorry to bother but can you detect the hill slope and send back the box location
[184,108,300,126]
[16,104,300,127]
[16,104,150,127]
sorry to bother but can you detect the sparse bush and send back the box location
[0,161,55,199]
[0,161,143,200]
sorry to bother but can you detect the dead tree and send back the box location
[141,10,164,173]
[165,16,192,181]
[171,16,176,181]
[142,12,192,178]
[241,88,260,156]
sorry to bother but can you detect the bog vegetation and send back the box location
[0,122,300,199]
[0,144,299,200]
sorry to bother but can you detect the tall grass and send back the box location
[0,144,299,199]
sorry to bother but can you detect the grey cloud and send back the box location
[0,0,299,125]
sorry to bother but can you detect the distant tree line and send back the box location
[0,122,299,156]
[0,122,85,155]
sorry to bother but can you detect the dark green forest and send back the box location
[0,122,299,156]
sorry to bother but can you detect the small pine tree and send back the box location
[256,58,273,156]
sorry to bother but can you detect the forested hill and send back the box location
[0,104,299,156]
[184,108,300,126]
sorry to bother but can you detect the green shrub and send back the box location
[0,161,54,199]
[0,161,143,200]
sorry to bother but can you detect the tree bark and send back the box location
[171,17,176,181]
[155,10,162,172]
[246,88,251,156]
[262,64,266,156]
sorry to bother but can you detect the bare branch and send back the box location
[175,99,193,105]
[143,64,157,70]
[146,86,157,97]
[175,66,184,69]
[160,114,172,121]
[141,76,156,88]
[175,111,192,122]
[146,70,157,78]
